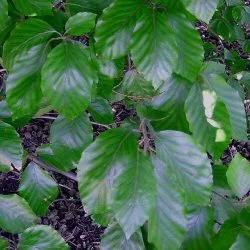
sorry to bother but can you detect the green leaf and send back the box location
[12,0,53,16]
[181,0,220,23]
[0,0,8,31]
[98,57,124,78]
[65,12,97,35]
[112,152,156,239]
[95,0,144,59]
[131,7,177,88]
[226,153,250,198]
[88,96,113,125]
[148,157,187,250]
[0,194,37,234]
[67,0,113,14]
[208,75,247,140]
[181,206,214,250]
[230,233,250,249]
[19,225,69,250]
[149,74,190,133]
[41,41,95,120]
[37,144,73,172]
[19,163,59,216]
[100,223,145,250]
[169,13,203,81]
[50,112,93,166]
[77,128,138,226]
[3,19,57,70]
[0,121,22,172]
[120,70,156,98]
[6,43,49,120]
[0,238,8,250]
[155,130,213,205]
[185,82,232,159]
[213,218,241,250]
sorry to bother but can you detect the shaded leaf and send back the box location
[19,163,59,216]
[0,0,8,31]
[0,194,37,234]
[0,238,8,250]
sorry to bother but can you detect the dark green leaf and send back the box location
[41,41,95,120]
[3,19,57,70]
[12,0,53,16]
[0,194,37,234]
[88,96,113,124]
[6,43,49,119]
[155,131,213,205]
[0,121,22,172]
[0,238,8,250]
[19,225,69,250]
[19,163,59,216]
[65,12,97,35]
[100,223,145,250]
[0,0,8,31]
[149,157,187,250]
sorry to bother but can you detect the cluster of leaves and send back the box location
[0,0,250,249]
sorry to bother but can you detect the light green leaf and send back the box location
[19,225,69,250]
[226,153,250,198]
[100,223,145,250]
[181,0,220,23]
[149,157,187,250]
[41,41,95,120]
[6,43,49,120]
[131,7,177,88]
[3,19,57,70]
[12,0,53,16]
[88,96,113,125]
[67,0,113,14]
[77,128,138,226]
[19,163,59,216]
[155,131,213,205]
[112,152,156,239]
[0,238,8,250]
[185,82,232,159]
[169,13,203,81]
[95,0,144,59]
[65,12,97,35]
[181,206,214,250]
[0,0,8,31]
[0,194,37,234]
[0,121,22,172]
[50,112,93,167]
[98,57,124,78]
[205,74,247,140]
[230,233,250,250]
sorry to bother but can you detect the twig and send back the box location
[91,122,111,129]
[0,68,7,73]
[28,154,77,182]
